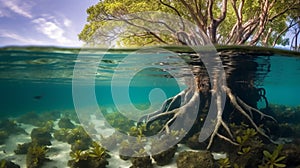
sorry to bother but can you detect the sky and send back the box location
[0,0,99,47]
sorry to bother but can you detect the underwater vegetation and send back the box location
[102,112,135,133]
[68,142,109,168]
[1,103,300,167]
[16,111,60,127]
[0,159,20,168]
[259,144,286,168]
[58,117,75,129]
[0,119,26,145]
[54,125,93,151]
[13,121,53,168]
[31,126,53,146]
[176,151,214,168]
[217,158,231,168]
[130,149,153,168]
[267,104,300,138]
[26,145,49,168]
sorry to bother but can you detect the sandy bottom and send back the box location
[0,121,174,168]
[0,117,225,168]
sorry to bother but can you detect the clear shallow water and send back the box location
[0,48,187,117]
[1,47,300,168]
[0,47,300,117]
[263,55,300,106]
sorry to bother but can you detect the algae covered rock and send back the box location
[66,126,92,145]
[53,128,69,142]
[0,159,20,168]
[14,142,32,154]
[130,155,153,168]
[0,119,27,144]
[31,127,52,146]
[17,112,44,126]
[151,144,178,166]
[71,139,90,152]
[0,119,26,134]
[17,111,60,127]
[58,117,75,129]
[282,143,300,167]
[176,151,214,168]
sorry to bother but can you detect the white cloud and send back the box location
[0,0,33,18]
[63,18,72,27]
[0,29,46,44]
[0,28,82,46]
[32,17,72,44]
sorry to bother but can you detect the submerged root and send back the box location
[138,79,276,149]
[206,86,276,149]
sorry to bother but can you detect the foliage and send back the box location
[129,124,146,137]
[238,146,251,155]
[89,142,107,158]
[236,128,257,146]
[0,159,20,168]
[66,126,92,146]
[26,145,49,168]
[79,0,300,47]
[218,158,231,168]
[68,143,109,168]
[70,150,88,163]
[104,112,135,133]
[71,140,90,152]
[259,144,286,168]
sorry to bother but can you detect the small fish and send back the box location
[33,95,43,100]
[3,150,6,153]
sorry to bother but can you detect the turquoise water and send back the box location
[0,48,186,117]
[0,48,300,117]
[263,55,300,106]
[1,47,300,167]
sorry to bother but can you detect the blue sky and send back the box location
[0,0,99,47]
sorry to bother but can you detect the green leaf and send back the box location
[275,156,286,162]
[237,136,242,144]
[263,150,272,158]
[274,163,286,167]
[272,148,279,160]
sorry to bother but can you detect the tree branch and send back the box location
[159,0,185,31]
[178,0,204,31]
[250,0,271,45]
[121,18,168,44]
[272,20,300,47]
